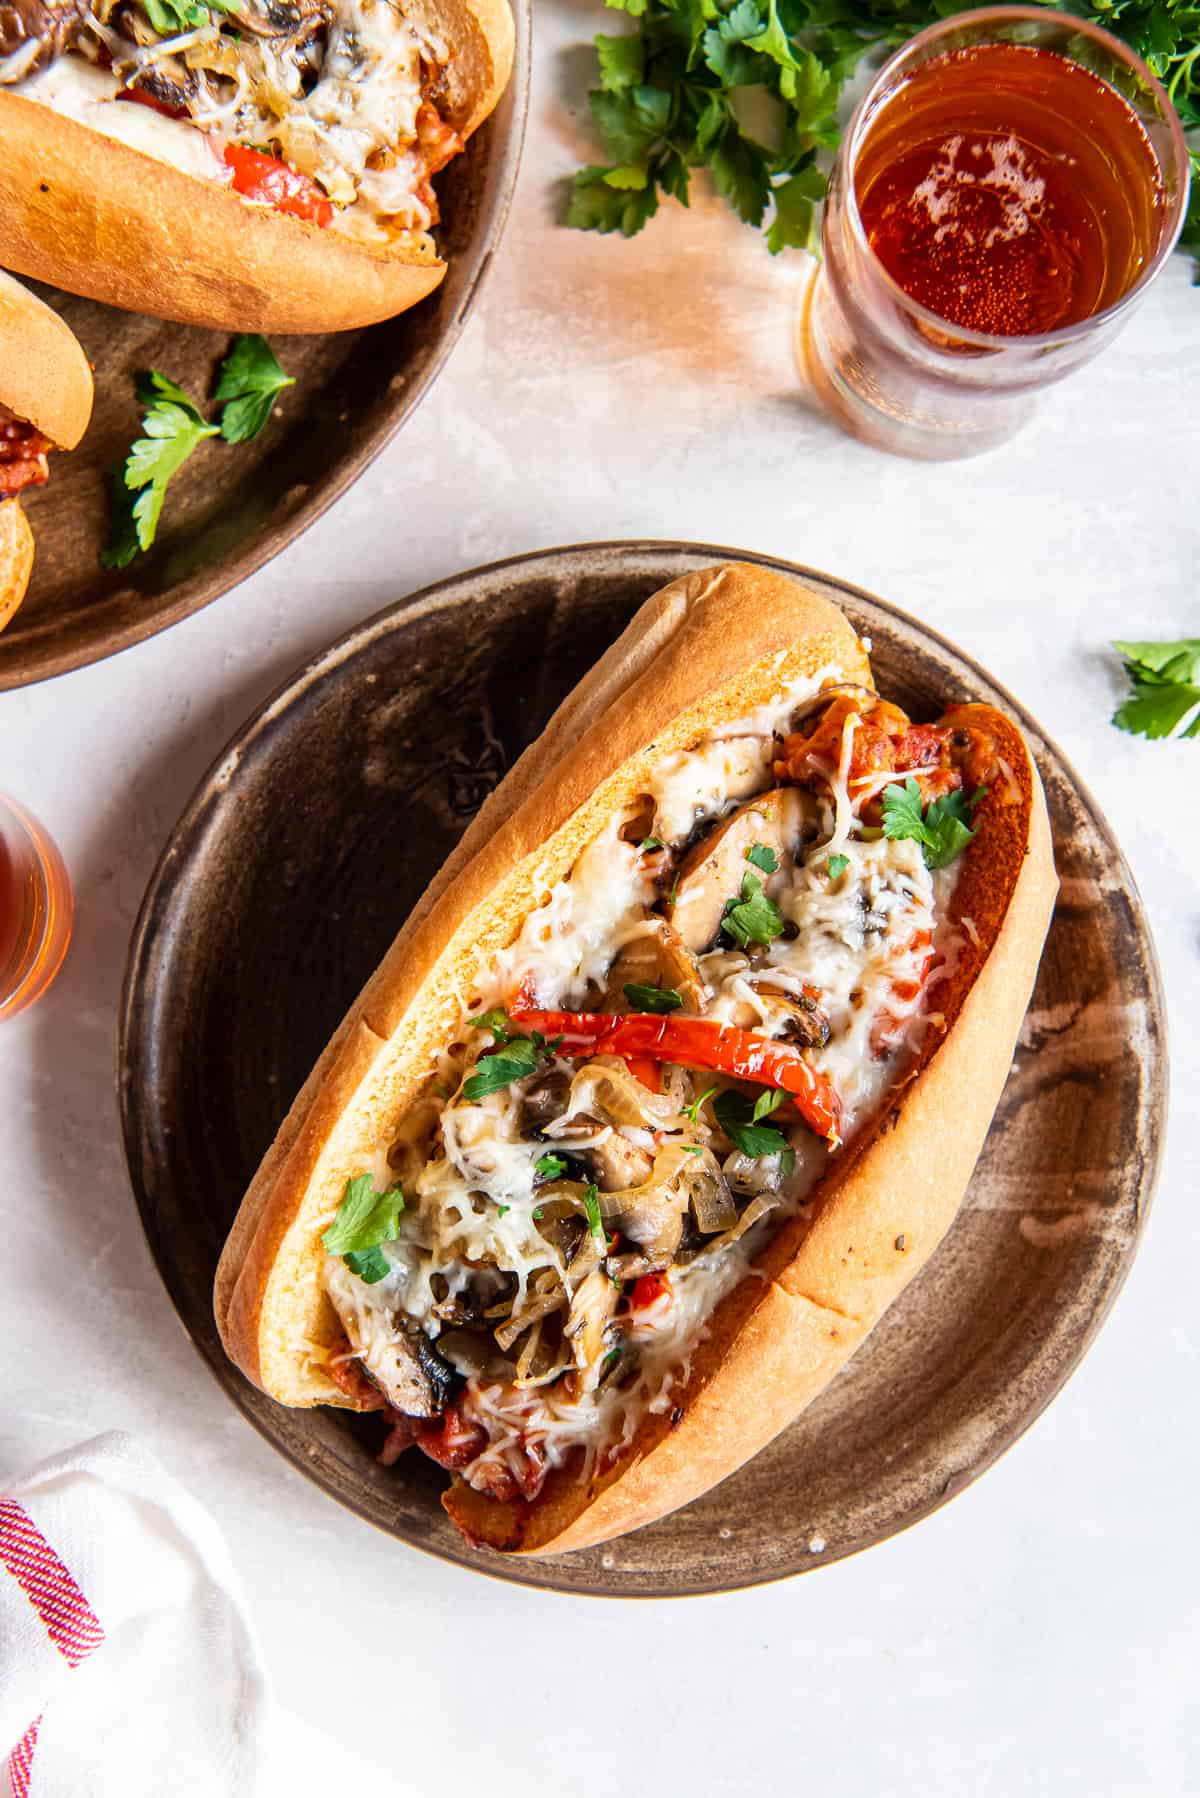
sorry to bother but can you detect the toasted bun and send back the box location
[0,0,514,333]
[0,499,34,633]
[214,564,1057,1553]
[0,270,93,448]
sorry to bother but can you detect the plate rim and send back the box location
[116,538,1169,1598]
[0,0,531,693]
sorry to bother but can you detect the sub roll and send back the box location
[216,564,1057,1554]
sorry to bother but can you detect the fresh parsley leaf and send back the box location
[463,1030,558,1100]
[100,464,141,570]
[723,871,784,948]
[681,1144,704,1154]
[496,1204,510,1217]
[827,853,849,879]
[583,1181,607,1254]
[881,777,983,871]
[746,842,779,874]
[322,1173,405,1284]
[751,1088,785,1123]
[765,163,825,255]
[143,0,238,32]
[623,981,683,1013]
[534,1152,568,1180]
[685,1084,718,1124]
[343,1245,390,1283]
[640,835,665,852]
[120,372,218,554]
[1112,639,1200,740]
[567,163,660,235]
[714,1088,789,1158]
[468,1006,511,1040]
[214,333,294,444]
[595,29,645,92]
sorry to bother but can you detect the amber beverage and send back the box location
[0,796,73,1020]
[803,8,1190,458]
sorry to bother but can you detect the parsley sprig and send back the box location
[103,335,293,567]
[322,1173,405,1285]
[623,981,683,1012]
[1112,639,1200,740]
[723,870,785,947]
[570,0,1200,269]
[568,0,830,249]
[714,1087,794,1168]
[881,777,985,871]
[463,1029,562,1101]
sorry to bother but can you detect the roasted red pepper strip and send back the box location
[511,1009,842,1144]
[223,144,334,228]
[623,1054,662,1092]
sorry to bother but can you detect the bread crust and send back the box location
[213,563,1056,1552]
[0,500,35,634]
[0,0,514,333]
[0,270,93,449]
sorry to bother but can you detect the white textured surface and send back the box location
[2,7,1199,1793]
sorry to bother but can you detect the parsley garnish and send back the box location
[583,1182,607,1254]
[640,835,665,852]
[746,842,779,874]
[534,1152,567,1180]
[496,1204,510,1217]
[144,0,239,35]
[684,1084,718,1125]
[468,1006,512,1040]
[881,777,985,871]
[103,334,292,565]
[213,333,295,444]
[321,1173,405,1285]
[102,371,217,568]
[827,853,849,880]
[568,1,829,249]
[463,1030,559,1101]
[622,981,683,1013]
[714,1088,789,1158]
[723,871,784,948]
[1112,640,1200,740]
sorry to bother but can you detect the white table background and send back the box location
[3,7,1198,1793]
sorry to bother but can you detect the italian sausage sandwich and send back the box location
[0,0,514,331]
[215,563,1057,1555]
[0,271,93,632]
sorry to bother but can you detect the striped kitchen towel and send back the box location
[0,1432,266,1798]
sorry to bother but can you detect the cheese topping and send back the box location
[10,0,452,247]
[320,676,986,1506]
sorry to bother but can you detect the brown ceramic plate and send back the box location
[118,543,1166,1597]
[0,2,529,693]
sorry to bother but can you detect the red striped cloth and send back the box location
[0,1499,105,1797]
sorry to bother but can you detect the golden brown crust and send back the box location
[214,562,1056,1552]
[0,0,513,333]
[0,499,35,634]
[0,270,93,448]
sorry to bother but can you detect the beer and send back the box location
[0,797,73,1019]
[854,42,1168,337]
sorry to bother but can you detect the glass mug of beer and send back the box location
[801,7,1191,458]
[0,795,73,1020]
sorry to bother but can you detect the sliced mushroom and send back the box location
[667,788,817,954]
[564,1267,619,1371]
[724,979,831,1048]
[519,1067,572,1135]
[363,1331,442,1418]
[587,1130,654,1193]
[605,920,705,1013]
[0,0,83,77]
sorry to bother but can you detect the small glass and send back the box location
[800,6,1191,459]
[0,795,73,1020]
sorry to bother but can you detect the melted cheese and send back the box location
[15,0,441,243]
[324,673,965,1496]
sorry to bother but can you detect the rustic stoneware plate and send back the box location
[118,543,1166,1597]
[0,0,529,693]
